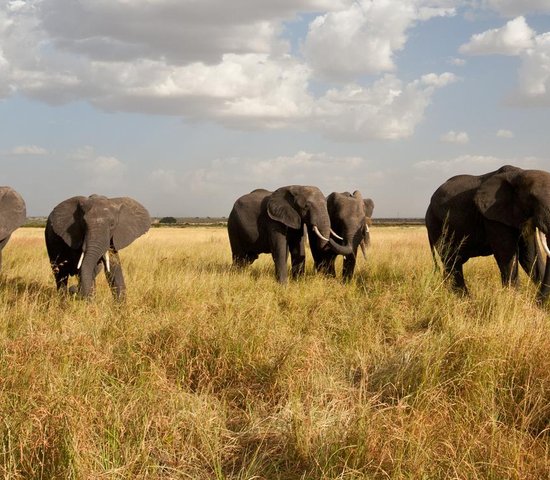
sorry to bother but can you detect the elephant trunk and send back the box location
[78,230,110,298]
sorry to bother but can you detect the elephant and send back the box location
[227,186,353,283]
[310,191,374,281]
[45,194,151,300]
[426,165,550,302]
[0,186,26,271]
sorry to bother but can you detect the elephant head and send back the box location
[49,194,150,298]
[266,185,353,255]
[0,186,26,242]
[474,168,550,301]
[328,190,374,258]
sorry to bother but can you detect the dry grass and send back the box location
[1,226,550,479]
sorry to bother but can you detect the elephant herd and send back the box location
[1,164,550,304]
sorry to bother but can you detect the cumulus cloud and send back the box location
[459,16,534,56]
[440,130,469,143]
[314,73,457,141]
[516,32,550,102]
[303,0,455,81]
[0,0,457,140]
[10,145,48,155]
[459,17,550,106]
[496,129,514,138]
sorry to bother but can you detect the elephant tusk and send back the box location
[313,225,330,242]
[365,224,370,233]
[77,251,85,270]
[104,251,110,273]
[537,228,550,257]
[360,241,367,260]
[330,229,344,241]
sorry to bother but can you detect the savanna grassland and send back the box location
[2,226,550,479]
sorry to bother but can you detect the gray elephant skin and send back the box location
[310,191,374,281]
[426,165,550,302]
[228,186,353,283]
[45,194,151,300]
[0,186,26,271]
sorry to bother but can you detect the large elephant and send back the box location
[228,186,353,283]
[426,165,550,302]
[45,194,151,300]
[310,191,374,281]
[0,186,26,271]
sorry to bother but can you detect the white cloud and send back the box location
[440,130,469,143]
[448,57,466,66]
[496,129,514,138]
[149,151,378,202]
[458,17,550,106]
[10,145,48,155]
[459,16,534,56]
[303,0,455,81]
[314,73,458,141]
[480,0,550,16]
[0,1,457,140]
[71,146,126,189]
[516,32,550,102]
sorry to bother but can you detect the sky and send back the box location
[1,0,550,218]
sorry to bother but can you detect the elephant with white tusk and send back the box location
[426,165,550,303]
[309,190,374,281]
[45,194,150,300]
[228,186,354,284]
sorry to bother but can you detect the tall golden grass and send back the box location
[1,226,550,479]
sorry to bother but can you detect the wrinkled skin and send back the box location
[426,165,550,302]
[45,194,151,300]
[0,186,26,272]
[228,186,353,284]
[310,191,374,281]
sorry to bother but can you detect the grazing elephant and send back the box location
[0,186,26,271]
[45,194,151,300]
[228,186,353,283]
[310,191,374,281]
[426,165,550,302]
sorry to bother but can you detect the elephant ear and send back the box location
[267,187,302,230]
[111,197,151,250]
[474,172,526,228]
[363,198,375,218]
[49,196,86,248]
[0,187,26,240]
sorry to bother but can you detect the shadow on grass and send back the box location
[0,275,56,298]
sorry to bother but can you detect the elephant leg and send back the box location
[104,252,126,300]
[518,233,544,284]
[289,230,305,278]
[342,252,357,282]
[486,223,520,288]
[317,256,336,277]
[269,228,289,284]
[51,258,70,292]
[232,252,257,268]
[442,252,468,294]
